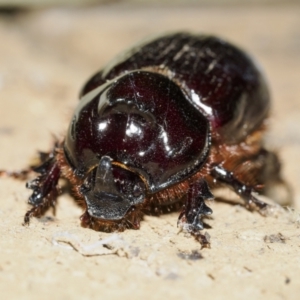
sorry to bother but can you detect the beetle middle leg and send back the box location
[178,178,213,247]
[210,165,268,212]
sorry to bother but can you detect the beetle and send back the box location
[10,32,283,244]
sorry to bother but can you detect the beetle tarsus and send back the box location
[211,165,268,212]
[24,187,59,224]
[0,168,33,180]
[191,231,211,249]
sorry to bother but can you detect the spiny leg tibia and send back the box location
[178,178,213,248]
[24,155,61,224]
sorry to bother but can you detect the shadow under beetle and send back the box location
[10,33,286,246]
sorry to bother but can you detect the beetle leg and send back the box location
[0,169,33,180]
[24,157,61,224]
[178,179,213,247]
[211,165,268,212]
[0,149,58,180]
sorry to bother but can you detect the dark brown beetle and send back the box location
[7,33,284,244]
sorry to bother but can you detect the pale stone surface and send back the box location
[0,4,299,300]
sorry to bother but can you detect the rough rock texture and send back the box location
[0,4,299,300]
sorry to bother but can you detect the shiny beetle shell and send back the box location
[22,32,282,243]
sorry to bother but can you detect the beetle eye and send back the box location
[132,183,143,198]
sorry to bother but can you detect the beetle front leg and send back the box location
[24,157,61,224]
[178,178,213,247]
[211,165,268,212]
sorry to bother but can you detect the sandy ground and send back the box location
[0,4,299,300]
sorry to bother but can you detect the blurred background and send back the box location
[1,0,299,5]
[0,0,300,5]
[0,1,299,299]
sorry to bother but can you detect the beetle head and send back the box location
[80,156,146,220]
